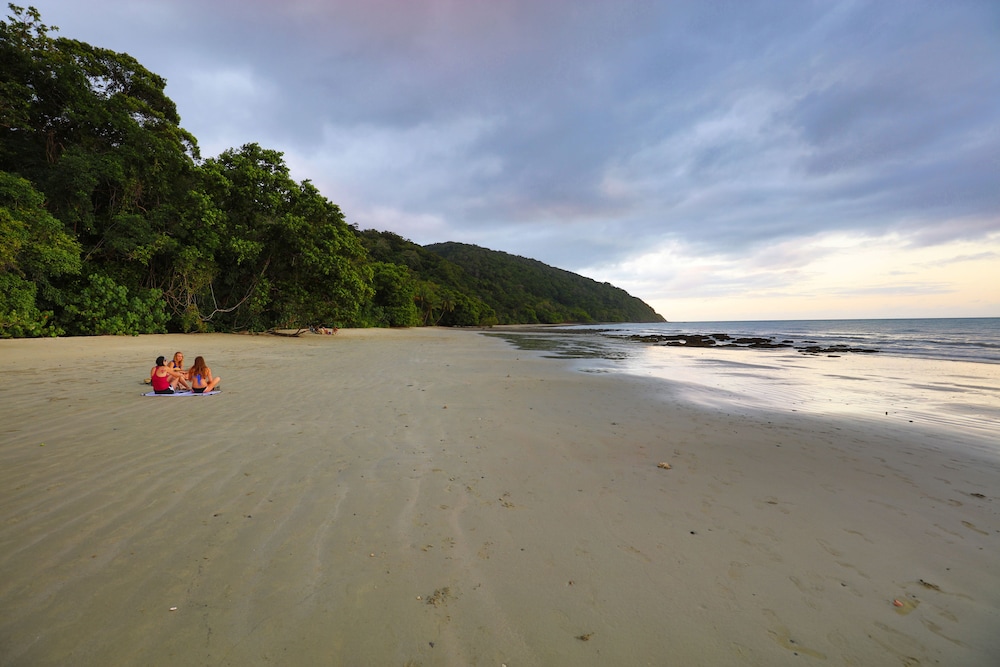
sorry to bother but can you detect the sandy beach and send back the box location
[1,327,998,666]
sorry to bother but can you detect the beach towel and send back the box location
[142,390,220,397]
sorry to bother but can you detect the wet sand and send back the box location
[1,328,998,665]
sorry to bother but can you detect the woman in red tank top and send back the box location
[150,356,186,393]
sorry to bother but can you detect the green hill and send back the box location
[424,242,664,325]
[358,232,664,326]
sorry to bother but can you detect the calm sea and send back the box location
[485,318,1000,443]
[569,317,1000,364]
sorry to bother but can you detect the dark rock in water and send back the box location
[678,335,717,347]
[748,341,793,349]
[624,332,878,356]
[628,334,718,347]
[734,337,771,345]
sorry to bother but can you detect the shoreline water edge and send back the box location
[1,326,998,665]
[487,317,1000,445]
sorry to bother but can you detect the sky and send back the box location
[24,0,1000,321]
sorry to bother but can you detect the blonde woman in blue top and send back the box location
[168,351,191,391]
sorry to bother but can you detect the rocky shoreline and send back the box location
[626,333,879,356]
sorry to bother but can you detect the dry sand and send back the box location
[1,328,998,666]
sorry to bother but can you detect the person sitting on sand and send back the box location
[167,351,191,391]
[150,356,187,394]
[186,356,222,393]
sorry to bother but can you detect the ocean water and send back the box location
[485,318,1000,445]
[571,317,1000,364]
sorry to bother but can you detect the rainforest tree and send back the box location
[0,171,80,336]
[193,143,373,331]
[1,3,198,333]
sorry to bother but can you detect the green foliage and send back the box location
[2,3,199,312]
[61,273,168,335]
[0,171,80,275]
[1,8,198,234]
[194,145,374,331]
[154,189,224,328]
[0,170,80,336]
[359,232,659,325]
[444,291,497,327]
[358,230,497,326]
[367,262,420,327]
[425,242,664,324]
[0,273,60,337]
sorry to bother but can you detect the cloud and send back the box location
[922,250,1000,268]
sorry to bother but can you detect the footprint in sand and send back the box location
[762,609,827,659]
[961,520,988,535]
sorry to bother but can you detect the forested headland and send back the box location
[0,5,663,337]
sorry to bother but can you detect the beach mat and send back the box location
[142,390,220,397]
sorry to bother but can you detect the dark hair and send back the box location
[155,356,165,366]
